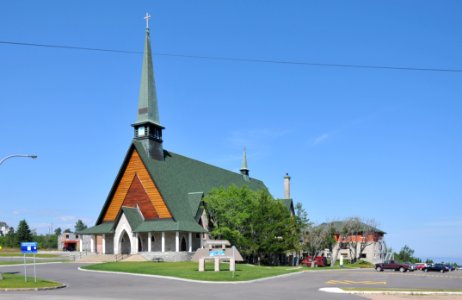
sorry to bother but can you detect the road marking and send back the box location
[326,280,387,285]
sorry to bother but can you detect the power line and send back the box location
[1,40,461,74]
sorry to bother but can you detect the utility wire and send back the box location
[1,40,461,74]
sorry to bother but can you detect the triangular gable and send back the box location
[123,174,159,219]
[101,147,172,222]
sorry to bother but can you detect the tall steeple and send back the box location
[132,13,165,161]
[240,147,249,178]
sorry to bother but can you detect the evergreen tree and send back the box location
[5,228,16,248]
[395,245,417,262]
[74,219,87,232]
[54,227,62,236]
[16,220,33,245]
[63,228,71,233]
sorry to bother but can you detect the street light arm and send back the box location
[0,154,38,165]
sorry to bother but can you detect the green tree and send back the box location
[251,191,299,263]
[204,185,299,264]
[205,185,255,257]
[16,220,33,245]
[74,219,88,232]
[54,227,62,236]
[5,228,16,248]
[35,234,58,249]
[63,228,72,233]
[395,245,417,262]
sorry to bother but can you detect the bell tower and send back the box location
[132,13,165,160]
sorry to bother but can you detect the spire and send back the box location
[135,13,161,127]
[132,13,164,161]
[240,147,249,177]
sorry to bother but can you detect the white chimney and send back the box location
[284,173,291,199]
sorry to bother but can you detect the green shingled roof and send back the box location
[92,141,268,233]
[188,192,204,221]
[134,141,267,224]
[121,207,144,230]
[134,219,207,233]
[277,198,294,211]
[79,222,115,234]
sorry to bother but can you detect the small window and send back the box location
[76,235,79,238]
[360,253,367,258]
[66,234,69,239]
[151,236,155,242]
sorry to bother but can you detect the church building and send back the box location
[80,17,293,260]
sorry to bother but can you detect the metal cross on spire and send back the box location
[144,12,151,29]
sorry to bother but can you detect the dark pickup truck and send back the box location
[375,260,414,272]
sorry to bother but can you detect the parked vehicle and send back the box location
[404,262,417,271]
[414,263,427,270]
[301,256,327,267]
[422,263,448,273]
[375,260,414,272]
[445,264,455,271]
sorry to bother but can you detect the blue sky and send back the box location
[1,1,461,261]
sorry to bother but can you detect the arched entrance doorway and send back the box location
[120,231,131,254]
[181,236,187,252]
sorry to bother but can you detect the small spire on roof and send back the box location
[240,147,249,177]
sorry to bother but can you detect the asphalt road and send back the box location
[0,263,461,300]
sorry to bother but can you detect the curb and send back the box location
[302,267,365,272]
[78,267,304,284]
[319,287,462,295]
[0,284,66,292]
[0,262,64,268]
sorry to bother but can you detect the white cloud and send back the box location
[313,133,330,145]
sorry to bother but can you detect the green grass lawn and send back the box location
[0,273,62,289]
[83,261,302,282]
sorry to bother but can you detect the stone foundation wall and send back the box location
[140,251,193,262]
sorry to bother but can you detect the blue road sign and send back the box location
[20,242,38,254]
[209,250,225,257]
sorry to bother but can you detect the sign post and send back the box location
[20,242,38,282]
[0,245,3,280]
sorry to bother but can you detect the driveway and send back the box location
[0,263,461,300]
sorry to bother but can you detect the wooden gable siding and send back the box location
[103,149,172,221]
[122,174,159,219]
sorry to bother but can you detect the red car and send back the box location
[415,263,427,270]
[301,256,327,267]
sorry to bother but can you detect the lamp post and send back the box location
[0,154,38,165]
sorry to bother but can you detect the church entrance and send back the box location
[181,236,187,252]
[120,231,131,254]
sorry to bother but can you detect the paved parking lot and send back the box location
[0,263,461,300]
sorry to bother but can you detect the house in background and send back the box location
[322,220,386,264]
[58,232,91,251]
[0,224,9,236]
